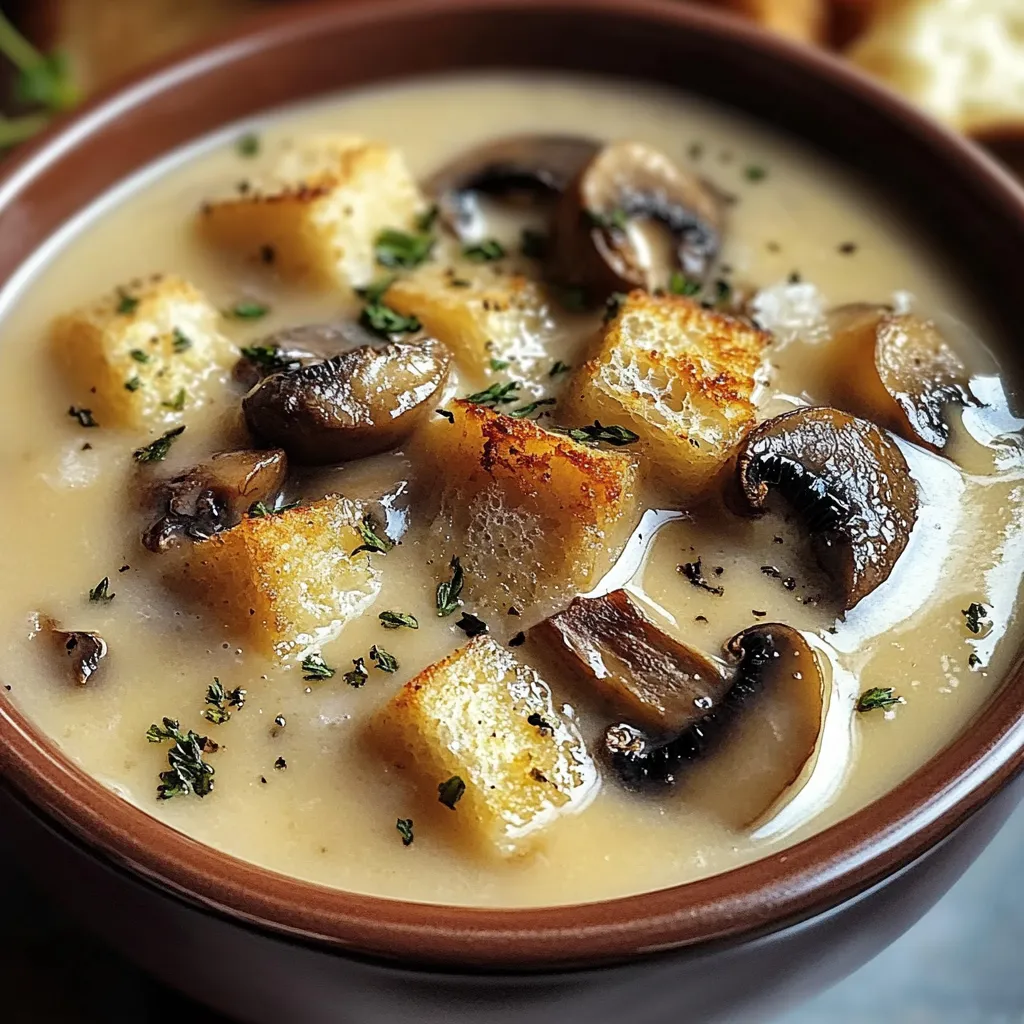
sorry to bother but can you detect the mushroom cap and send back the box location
[734,406,919,609]
[550,140,722,297]
[243,337,451,464]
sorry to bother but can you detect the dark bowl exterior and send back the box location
[2,0,1024,1019]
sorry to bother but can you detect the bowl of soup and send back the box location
[2,1,1024,1021]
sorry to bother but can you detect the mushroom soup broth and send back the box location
[1,74,1022,907]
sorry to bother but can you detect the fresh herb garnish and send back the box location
[379,611,419,630]
[302,652,335,681]
[130,348,151,364]
[133,425,185,463]
[490,358,511,372]
[521,228,548,259]
[464,381,520,407]
[590,207,629,231]
[203,677,233,725]
[375,227,434,269]
[172,328,193,353]
[369,645,398,673]
[88,577,114,603]
[436,408,455,424]
[509,397,556,419]
[669,271,701,297]
[248,499,300,518]
[713,279,733,306]
[549,360,571,377]
[416,205,439,232]
[124,376,142,392]
[162,388,187,412]
[963,602,989,634]
[744,165,767,182]
[146,717,216,799]
[116,289,139,315]
[455,612,488,637]
[239,343,297,373]
[678,558,724,596]
[68,406,98,428]
[236,132,260,157]
[856,687,904,713]
[396,817,415,846]
[567,421,639,446]
[526,712,554,736]
[356,276,396,305]
[463,238,506,262]
[436,556,464,617]
[225,300,269,320]
[360,301,421,337]
[344,657,369,688]
[352,514,393,556]
[437,775,466,810]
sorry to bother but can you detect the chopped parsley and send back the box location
[225,300,269,320]
[236,132,260,157]
[436,556,464,617]
[375,227,434,269]
[88,577,114,603]
[146,718,216,799]
[162,388,187,412]
[455,612,488,638]
[437,775,466,810]
[302,653,335,681]
[239,343,297,373]
[172,328,193,353]
[521,228,548,259]
[396,817,415,846]
[464,381,520,407]
[856,687,904,713]
[203,677,235,725]
[116,289,139,315]
[590,207,629,231]
[416,205,439,232]
[344,657,369,688]
[379,610,419,630]
[360,301,421,337]
[549,360,571,377]
[713,278,733,307]
[355,276,396,304]
[68,406,97,428]
[744,165,767,182]
[369,645,398,673]
[130,348,151,364]
[462,238,506,262]
[489,358,511,372]
[124,376,142,392]
[509,397,556,419]
[669,271,701,297]
[962,602,989,634]
[133,425,185,463]
[352,514,393,556]
[567,421,639,446]
[678,558,724,596]
[248,499,300,518]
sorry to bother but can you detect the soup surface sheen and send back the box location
[1,73,1022,908]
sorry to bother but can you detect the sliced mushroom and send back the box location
[42,617,107,686]
[732,407,918,609]
[426,134,601,239]
[829,304,977,450]
[550,141,722,297]
[143,448,287,552]
[243,337,451,465]
[531,589,730,735]
[605,623,823,823]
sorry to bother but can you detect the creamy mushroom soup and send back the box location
[1,73,1022,907]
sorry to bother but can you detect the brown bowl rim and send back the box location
[2,0,1024,972]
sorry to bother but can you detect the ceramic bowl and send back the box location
[2,2,1024,1022]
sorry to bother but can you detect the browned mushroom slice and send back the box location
[829,304,977,450]
[530,589,730,735]
[143,448,287,552]
[243,337,451,464]
[605,623,823,824]
[425,134,601,239]
[733,407,918,609]
[550,141,722,297]
[42,618,108,686]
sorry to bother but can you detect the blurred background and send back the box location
[0,0,1022,1021]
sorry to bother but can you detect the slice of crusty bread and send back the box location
[847,0,1024,133]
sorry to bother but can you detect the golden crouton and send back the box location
[563,291,768,498]
[421,400,638,611]
[374,635,597,856]
[179,495,381,658]
[199,134,425,289]
[385,262,557,373]
[51,274,236,430]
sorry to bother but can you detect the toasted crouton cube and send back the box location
[199,134,425,289]
[374,635,597,855]
[564,291,768,497]
[420,400,637,611]
[179,495,381,658]
[385,262,557,373]
[51,274,236,430]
